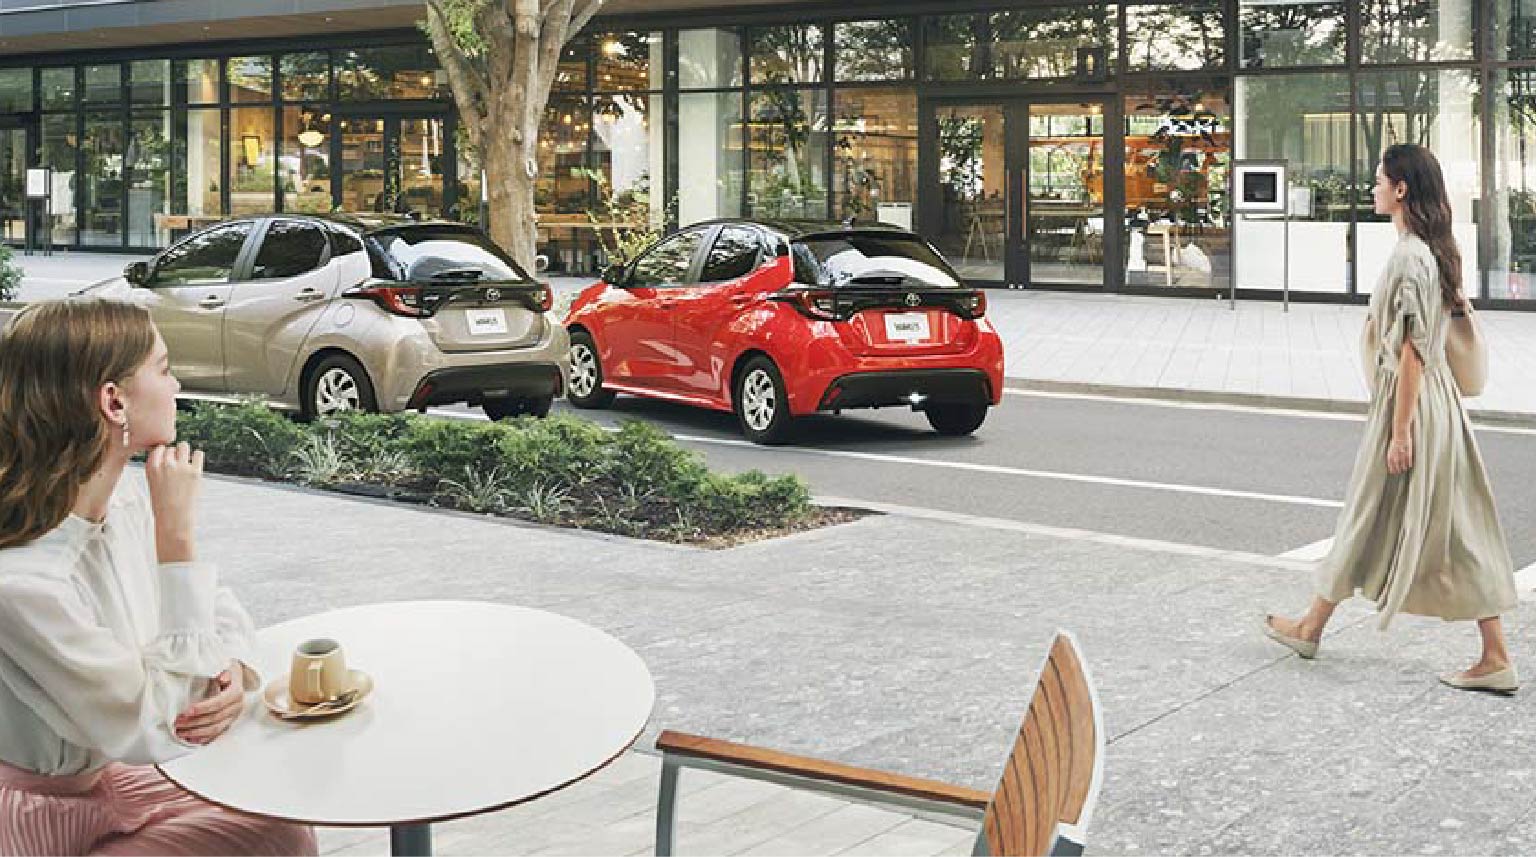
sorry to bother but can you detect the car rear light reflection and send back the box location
[345,284,430,318]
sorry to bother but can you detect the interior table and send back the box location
[159,600,655,856]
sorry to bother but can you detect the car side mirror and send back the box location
[124,261,151,287]
[601,263,628,286]
[774,241,790,258]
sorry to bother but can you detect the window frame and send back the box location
[698,224,766,283]
[148,219,258,286]
[626,226,712,288]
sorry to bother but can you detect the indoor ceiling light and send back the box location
[298,128,325,148]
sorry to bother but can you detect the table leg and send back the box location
[390,823,433,856]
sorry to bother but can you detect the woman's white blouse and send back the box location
[0,473,255,776]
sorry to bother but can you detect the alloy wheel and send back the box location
[568,343,598,399]
[315,367,362,415]
[741,368,777,432]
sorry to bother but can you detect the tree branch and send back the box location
[423,0,490,131]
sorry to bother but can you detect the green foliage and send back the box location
[175,400,306,478]
[0,243,20,302]
[577,168,674,264]
[177,401,815,543]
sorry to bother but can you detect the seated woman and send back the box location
[0,299,315,856]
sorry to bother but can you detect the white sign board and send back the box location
[25,168,49,199]
[1233,161,1287,214]
[1288,184,1313,219]
[876,202,913,230]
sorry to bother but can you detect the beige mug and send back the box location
[289,638,349,705]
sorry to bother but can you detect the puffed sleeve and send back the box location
[0,565,217,765]
[1385,251,1435,360]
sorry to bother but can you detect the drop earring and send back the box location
[121,409,130,448]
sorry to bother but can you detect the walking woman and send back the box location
[0,299,316,855]
[1264,144,1519,694]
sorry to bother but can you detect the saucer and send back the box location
[263,670,374,720]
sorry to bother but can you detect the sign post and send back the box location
[1231,160,1290,312]
[24,167,52,257]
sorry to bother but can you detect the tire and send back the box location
[483,394,554,421]
[302,353,377,420]
[565,330,615,409]
[925,402,989,436]
[734,356,795,445]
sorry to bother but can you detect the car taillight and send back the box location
[344,284,429,318]
[769,288,840,321]
[534,283,554,312]
[961,290,987,319]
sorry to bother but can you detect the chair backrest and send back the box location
[980,631,1105,857]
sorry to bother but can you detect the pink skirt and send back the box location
[0,759,316,856]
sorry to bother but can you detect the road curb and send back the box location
[1008,377,1536,428]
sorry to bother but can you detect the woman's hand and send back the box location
[1387,434,1414,475]
[145,442,204,564]
[175,665,244,745]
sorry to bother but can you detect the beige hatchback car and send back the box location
[83,214,569,420]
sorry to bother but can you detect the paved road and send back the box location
[443,389,1536,567]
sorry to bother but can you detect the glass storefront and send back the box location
[0,3,1530,307]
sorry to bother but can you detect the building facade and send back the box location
[3,0,1536,308]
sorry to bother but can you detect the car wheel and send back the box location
[565,330,615,409]
[925,402,988,436]
[734,356,794,445]
[303,354,377,420]
[483,394,554,421]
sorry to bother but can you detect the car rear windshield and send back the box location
[367,226,532,283]
[791,233,963,289]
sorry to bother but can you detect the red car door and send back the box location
[671,225,777,401]
[602,228,707,391]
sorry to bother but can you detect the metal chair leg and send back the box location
[655,757,681,856]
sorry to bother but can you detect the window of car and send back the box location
[699,226,762,283]
[628,229,706,288]
[327,225,364,256]
[366,225,531,282]
[791,233,964,289]
[250,220,329,279]
[152,221,254,286]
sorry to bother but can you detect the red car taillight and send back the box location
[344,284,430,318]
[534,283,554,312]
[768,288,841,321]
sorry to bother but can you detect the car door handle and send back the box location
[729,294,752,306]
[293,288,326,303]
[659,299,678,309]
[198,295,226,309]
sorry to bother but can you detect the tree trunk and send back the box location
[483,134,538,271]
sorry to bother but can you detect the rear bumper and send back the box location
[816,368,993,411]
[406,363,564,409]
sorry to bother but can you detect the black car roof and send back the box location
[234,212,473,235]
[685,217,916,241]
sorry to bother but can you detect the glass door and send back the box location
[925,98,1110,289]
[1025,102,1108,287]
[337,115,448,218]
[0,124,25,245]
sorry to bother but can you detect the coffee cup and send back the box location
[289,638,350,705]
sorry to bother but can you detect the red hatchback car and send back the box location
[562,220,1005,444]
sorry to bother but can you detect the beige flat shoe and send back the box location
[1262,614,1319,659]
[1439,666,1519,696]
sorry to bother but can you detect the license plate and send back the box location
[466,308,508,336]
[884,312,931,343]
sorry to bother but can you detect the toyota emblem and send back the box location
[905,293,921,307]
[484,288,501,302]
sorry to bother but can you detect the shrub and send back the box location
[175,401,819,544]
[175,400,306,478]
[0,244,21,302]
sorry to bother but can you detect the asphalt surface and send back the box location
[442,388,1536,567]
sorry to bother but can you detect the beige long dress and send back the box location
[1316,232,1517,628]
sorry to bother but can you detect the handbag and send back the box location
[1445,302,1488,397]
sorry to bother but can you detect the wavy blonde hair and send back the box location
[0,299,156,549]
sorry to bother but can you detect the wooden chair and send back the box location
[654,631,1104,857]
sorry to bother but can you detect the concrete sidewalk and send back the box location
[200,473,1536,856]
[9,252,1536,421]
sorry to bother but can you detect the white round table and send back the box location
[159,600,654,856]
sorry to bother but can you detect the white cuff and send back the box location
[156,562,217,635]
